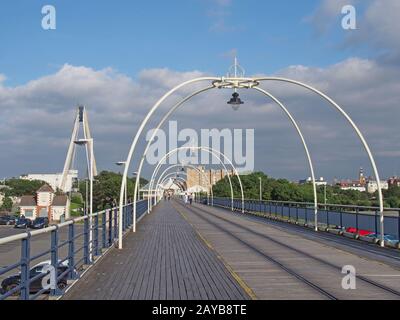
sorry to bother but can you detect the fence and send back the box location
[0,199,153,300]
[205,197,400,240]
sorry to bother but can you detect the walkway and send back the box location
[62,201,250,300]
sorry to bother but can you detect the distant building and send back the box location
[19,184,70,222]
[388,177,400,187]
[339,183,366,192]
[186,166,234,193]
[366,180,389,194]
[299,177,327,186]
[337,167,369,192]
[20,170,78,193]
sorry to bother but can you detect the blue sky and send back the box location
[0,0,368,85]
[1,0,400,181]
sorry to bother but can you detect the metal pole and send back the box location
[259,177,262,201]
[89,139,94,262]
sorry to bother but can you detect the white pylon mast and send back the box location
[60,105,98,191]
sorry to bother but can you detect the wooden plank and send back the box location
[63,201,250,300]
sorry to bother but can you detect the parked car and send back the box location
[0,260,73,296]
[0,215,17,225]
[14,217,32,229]
[366,233,399,245]
[30,217,49,229]
[345,227,374,236]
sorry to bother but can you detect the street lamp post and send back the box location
[116,162,128,206]
[74,138,94,262]
[259,177,262,201]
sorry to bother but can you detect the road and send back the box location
[0,225,85,282]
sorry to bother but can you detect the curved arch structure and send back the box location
[118,76,384,248]
[253,87,318,231]
[254,77,384,245]
[159,175,187,191]
[153,164,215,205]
[148,146,243,213]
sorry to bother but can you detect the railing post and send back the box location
[326,206,330,228]
[83,218,91,265]
[108,209,112,246]
[94,214,99,256]
[398,210,400,241]
[122,205,126,231]
[50,227,62,296]
[355,207,359,232]
[305,206,308,225]
[68,223,77,280]
[340,209,343,229]
[20,236,31,300]
[113,208,118,243]
[102,211,106,249]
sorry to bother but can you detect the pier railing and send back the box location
[202,197,400,242]
[0,199,153,300]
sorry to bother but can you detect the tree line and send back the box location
[212,172,400,208]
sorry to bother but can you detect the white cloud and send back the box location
[307,0,400,61]
[305,0,358,34]
[1,55,400,181]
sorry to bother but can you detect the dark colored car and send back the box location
[30,217,49,229]
[14,217,32,229]
[1,260,71,296]
[0,215,17,225]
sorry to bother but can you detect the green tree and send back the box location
[212,171,379,206]
[4,179,46,197]
[79,171,148,211]
[1,196,13,210]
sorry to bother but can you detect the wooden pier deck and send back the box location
[62,201,250,300]
[63,199,400,300]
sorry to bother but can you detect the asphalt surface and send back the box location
[0,225,85,281]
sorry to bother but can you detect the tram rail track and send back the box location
[173,200,400,299]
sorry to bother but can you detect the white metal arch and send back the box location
[148,146,243,213]
[254,77,385,245]
[119,76,384,248]
[154,164,215,206]
[158,177,186,196]
[253,87,318,231]
[131,85,215,235]
[159,174,187,191]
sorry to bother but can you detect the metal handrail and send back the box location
[213,197,400,211]
[207,197,400,242]
[0,198,155,300]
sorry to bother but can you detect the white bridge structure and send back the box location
[60,105,98,191]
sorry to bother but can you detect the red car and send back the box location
[346,227,374,236]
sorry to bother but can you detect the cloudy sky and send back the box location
[0,0,399,182]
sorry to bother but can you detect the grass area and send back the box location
[70,202,83,217]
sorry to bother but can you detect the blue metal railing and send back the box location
[0,198,154,300]
[200,197,400,241]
